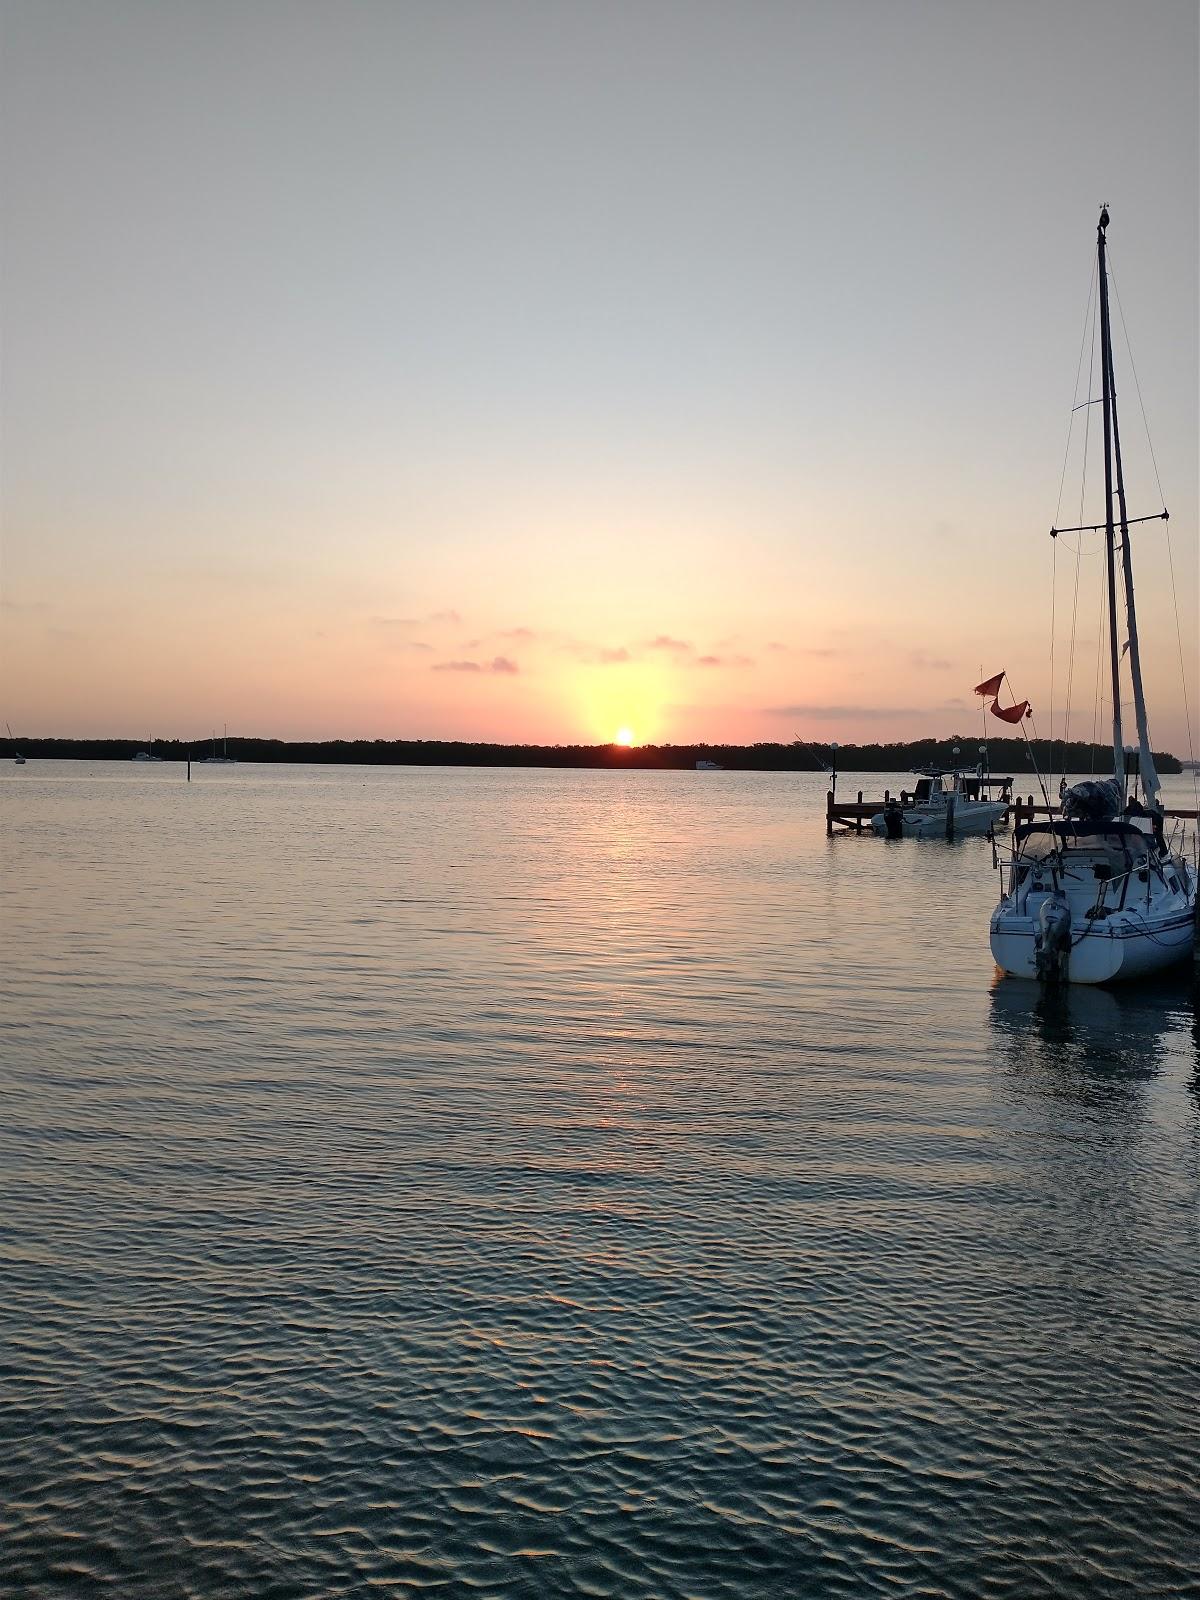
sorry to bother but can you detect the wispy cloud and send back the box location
[597,646,631,664]
[647,635,693,654]
[909,651,952,671]
[499,626,538,641]
[432,656,519,675]
[765,702,924,721]
[697,653,755,668]
[373,609,462,631]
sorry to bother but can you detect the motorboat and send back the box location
[871,767,1010,838]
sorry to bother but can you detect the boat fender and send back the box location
[1034,894,1072,983]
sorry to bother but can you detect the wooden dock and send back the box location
[827,789,1200,835]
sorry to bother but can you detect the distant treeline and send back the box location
[0,734,1183,774]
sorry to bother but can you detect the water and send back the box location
[2,762,1198,1598]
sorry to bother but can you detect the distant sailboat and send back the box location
[132,736,163,762]
[204,724,237,764]
[7,722,25,764]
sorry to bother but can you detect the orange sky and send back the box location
[2,3,1196,753]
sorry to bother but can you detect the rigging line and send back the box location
[1078,279,1098,529]
[1089,564,1106,775]
[1109,250,1197,811]
[1162,516,1200,806]
[1106,249,1168,507]
[1061,525,1084,765]
[1060,305,1099,768]
[1055,257,1099,528]
[1049,537,1062,787]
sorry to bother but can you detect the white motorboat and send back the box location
[132,735,163,762]
[695,759,723,771]
[989,208,1197,984]
[871,767,1010,838]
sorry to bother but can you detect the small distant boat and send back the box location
[872,767,1010,839]
[204,725,237,764]
[696,759,723,771]
[132,736,164,762]
[7,721,25,764]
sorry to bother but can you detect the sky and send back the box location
[2,0,1197,751]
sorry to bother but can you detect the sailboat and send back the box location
[132,736,163,762]
[204,724,237,764]
[989,208,1197,983]
[6,722,26,764]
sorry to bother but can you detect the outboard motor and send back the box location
[883,799,904,840]
[1060,778,1122,822]
[1034,893,1072,983]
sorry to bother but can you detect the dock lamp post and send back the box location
[830,741,838,799]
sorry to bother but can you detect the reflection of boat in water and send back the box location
[985,972,1196,1075]
[871,767,1010,838]
[988,969,1196,1085]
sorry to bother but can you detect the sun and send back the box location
[615,727,635,747]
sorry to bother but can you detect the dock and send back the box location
[827,789,1200,835]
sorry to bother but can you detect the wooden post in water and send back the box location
[187,759,191,783]
[827,790,834,835]
[856,791,863,834]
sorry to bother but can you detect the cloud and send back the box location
[374,609,462,630]
[500,626,538,641]
[598,646,631,664]
[431,656,519,675]
[765,703,925,721]
[648,635,692,653]
[910,651,952,671]
[697,653,754,668]
[370,618,437,652]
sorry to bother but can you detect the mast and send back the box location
[1103,221,1161,809]
[1096,207,1125,789]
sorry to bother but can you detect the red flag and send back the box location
[974,671,1005,697]
[990,698,1030,724]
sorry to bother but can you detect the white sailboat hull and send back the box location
[990,904,1195,984]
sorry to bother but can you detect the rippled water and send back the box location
[2,762,1198,1598]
